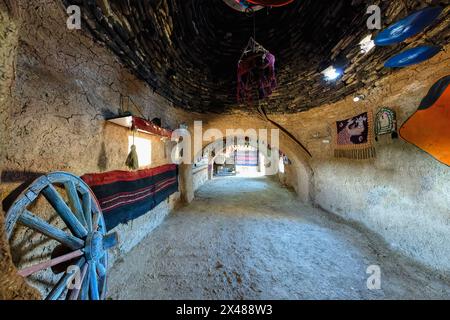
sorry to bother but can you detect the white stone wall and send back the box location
[313,141,450,273]
[193,165,209,192]
[107,192,181,268]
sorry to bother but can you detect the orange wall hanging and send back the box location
[400,75,450,166]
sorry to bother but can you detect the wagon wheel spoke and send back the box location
[68,263,88,300]
[96,261,107,278]
[80,266,90,300]
[88,261,100,300]
[64,181,88,228]
[82,192,93,233]
[46,257,85,300]
[18,210,84,250]
[18,249,84,278]
[42,184,88,239]
[92,210,100,232]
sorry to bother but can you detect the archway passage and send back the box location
[107,177,450,299]
[212,145,265,178]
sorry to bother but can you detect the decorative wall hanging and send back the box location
[333,112,376,159]
[82,164,179,230]
[236,149,259,167]
[237,37,277,104]
[400,75,450,166]
[375,107,398,141]
[385,45,442,68]
[374,6,443,46]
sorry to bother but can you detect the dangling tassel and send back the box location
[126,127,139,170]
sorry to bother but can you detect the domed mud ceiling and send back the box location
[64,0,449,113]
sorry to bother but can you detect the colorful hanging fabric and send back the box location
[375,107,398,140]
[82,164,179,230]
[400,75,450,166]
[236,149,259,166]
[333,112,376,159]
[237,51,277,104]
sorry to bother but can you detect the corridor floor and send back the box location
[107,177,450,300]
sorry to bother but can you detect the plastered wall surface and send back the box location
[0,0,192,297]
[0,1,41,300]
[312,143,450,274]
[193,165,209,192]
[270,47,450,274]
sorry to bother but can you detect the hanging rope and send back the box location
[253,10,256,45]
[256,101,312,158]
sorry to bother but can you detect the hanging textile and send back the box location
[333,112,376,159]
[82,164,179,230]
[236,149,259,166]
[400,75,450,166]
[237,38,277,104]
[375,107,398,140]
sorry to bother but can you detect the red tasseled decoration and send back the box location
[237,51,277,104]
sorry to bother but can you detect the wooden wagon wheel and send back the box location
[5,172,118,300]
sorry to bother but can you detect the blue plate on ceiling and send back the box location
[385,45,442,68]
[375,6,443,46]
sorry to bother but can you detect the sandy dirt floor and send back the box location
[107,177,450,300]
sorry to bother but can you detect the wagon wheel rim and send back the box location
[5,172,117,300]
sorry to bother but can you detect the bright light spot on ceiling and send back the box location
[359,34,375,54]
[321,66,342,81]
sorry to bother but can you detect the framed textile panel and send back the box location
[333,111,376,159]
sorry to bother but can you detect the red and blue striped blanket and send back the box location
[81,164,178,230]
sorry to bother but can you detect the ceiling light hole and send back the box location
[321,66,342,82]
[359,34,375,54]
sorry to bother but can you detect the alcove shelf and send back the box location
[106,115,172,138]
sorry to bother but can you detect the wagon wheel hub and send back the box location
[85,232,104,261]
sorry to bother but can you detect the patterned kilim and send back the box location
[82,164,178,230]
[236,150,259,166]
[333,111,376,159]
[400,75,450,166]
